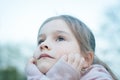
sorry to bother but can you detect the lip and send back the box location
[38,53,54,59]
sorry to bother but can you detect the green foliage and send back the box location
[0,67,26,80]
[0,43,34,80]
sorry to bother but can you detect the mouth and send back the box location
[38,53,54,59]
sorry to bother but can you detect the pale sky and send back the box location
[0,0,118,44]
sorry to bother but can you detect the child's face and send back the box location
[34,19,82,73]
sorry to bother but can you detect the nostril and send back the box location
[45,46,48,49]
[40,45,49,50]
[40,46,43,50]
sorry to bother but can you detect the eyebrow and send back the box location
[38,30,69,38]
[38,34,45,39]
[54,30,69,35]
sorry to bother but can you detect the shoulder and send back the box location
[88,64,110,74]
[80,64,113,80]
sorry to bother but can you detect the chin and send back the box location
[37,61,53,74]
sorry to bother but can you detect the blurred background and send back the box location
[0,0,120,79]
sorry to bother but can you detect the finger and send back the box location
[67,53,74,65]
[73,54,81,69]
[62,55,68,61]
[26,62,41,75]
[26,57,41,75]
[29,57,37,64]
[78,57,85,71]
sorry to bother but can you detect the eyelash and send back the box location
[38,35,66,45]
[56,36,65,42]
[38,39,44,45]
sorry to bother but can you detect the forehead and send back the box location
[39,19,72,34]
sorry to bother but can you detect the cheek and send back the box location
[33,48,41,59]
[54,43,81,59]
[54,46,69,59]
[54,44,76,59]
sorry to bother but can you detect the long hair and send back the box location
[38,15,118,79]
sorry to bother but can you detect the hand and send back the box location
[25,57,42,76]
[62,53,84,72]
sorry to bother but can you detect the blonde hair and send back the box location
[38,15,118,79]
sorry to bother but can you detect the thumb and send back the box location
[25,58,42,76]
[61,55,68,61]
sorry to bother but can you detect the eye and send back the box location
[38,39,44,45]
[56,36,65,42]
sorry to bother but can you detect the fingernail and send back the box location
[81,58,85,63]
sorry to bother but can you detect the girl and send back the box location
[26,15,118,80]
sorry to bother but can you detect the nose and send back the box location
[39,41,51,51]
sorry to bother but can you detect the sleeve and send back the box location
[80,64,113,80]
[26,58,80,80]
[46,58,80,80]
[25,62,50,80]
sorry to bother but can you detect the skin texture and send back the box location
[33,19,86,74]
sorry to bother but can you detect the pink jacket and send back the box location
[26,58,113,80]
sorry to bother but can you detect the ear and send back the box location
[83,51,94,68]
